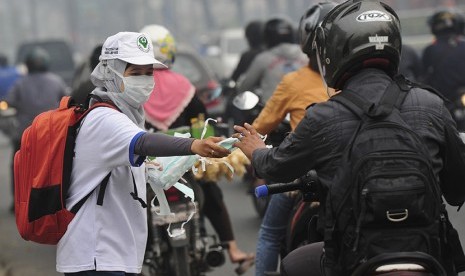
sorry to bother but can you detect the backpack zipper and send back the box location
[354,153,441,201]
[333,151,432,221]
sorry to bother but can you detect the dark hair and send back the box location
[25,47,50,73]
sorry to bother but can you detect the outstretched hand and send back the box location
[232,123,267,160]
[191,136,231,158]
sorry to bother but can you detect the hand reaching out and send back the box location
[191,136,231,158]
[233,123,267,160]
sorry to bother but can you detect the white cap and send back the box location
[99,32,167,68]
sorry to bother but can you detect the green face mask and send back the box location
[217,137,239,151]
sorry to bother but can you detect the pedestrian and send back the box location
[55,31,230,276]
[250,3,337,275]
[233,1,465,275]
[6,47,68,213]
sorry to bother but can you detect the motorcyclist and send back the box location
[250,2,337,275]
[236,17,308,104]
[140,24,201,131]
[225,20,265,126]
[0,54,23,100]
[230,20,265,82]
[422,9,465,120]
[233,0,465,275]
[140,24,255,274]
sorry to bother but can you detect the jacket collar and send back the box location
[341,68,393,103]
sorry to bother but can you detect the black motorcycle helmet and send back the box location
[428,10,465,36]
[245,20,264,49]
[298,1,338,70]
[25,47,50,73]
[313,0,402,90]
[263,17,294,49]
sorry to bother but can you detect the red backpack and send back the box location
[14,96,117,244]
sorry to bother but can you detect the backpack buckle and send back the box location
[386,209,409,222]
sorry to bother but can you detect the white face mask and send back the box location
[122,75,155,106]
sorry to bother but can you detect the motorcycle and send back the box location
[253,170,321,276]
[232,91,291,218]
[255,175,448,276]
[143,173,226,276]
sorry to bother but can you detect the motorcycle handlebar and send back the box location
[255,181,302,198]
[255,170,319,198]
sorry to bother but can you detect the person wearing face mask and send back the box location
[55,32,230,276]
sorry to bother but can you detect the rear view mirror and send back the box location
[232,91,259,110]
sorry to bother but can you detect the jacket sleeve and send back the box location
[252,111,317,183]
[231,53,250,82]
[237,54,265,95]
[439,109,465,207]
[252,78,290,135]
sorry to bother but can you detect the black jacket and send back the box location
[422,37,465,103]
[230,48,263,82]
[252,68,465,207]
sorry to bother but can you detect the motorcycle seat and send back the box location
[376,263,425,272]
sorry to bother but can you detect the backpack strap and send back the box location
[70,172,111,214]
[96,172,111,206]
[95,169,147,208]
[81,94,106,109]
[129,169,148,208]
[70,168,147,214]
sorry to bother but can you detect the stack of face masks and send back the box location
[146,118,238,237]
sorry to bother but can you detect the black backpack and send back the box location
[322,76,449,275]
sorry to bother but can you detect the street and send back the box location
[1,131,465,276]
